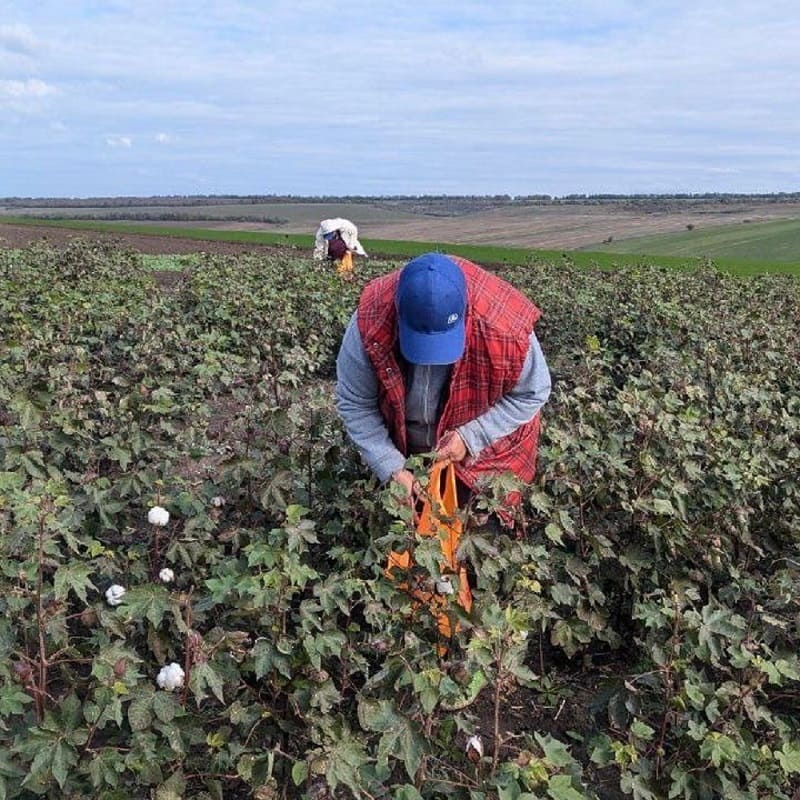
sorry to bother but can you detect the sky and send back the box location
[1,1,799,198]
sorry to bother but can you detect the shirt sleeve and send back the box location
[456,331,551,458]
[313,224,327,260]
[335,312,407,483]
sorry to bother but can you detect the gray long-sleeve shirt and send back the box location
[335,312,551,482]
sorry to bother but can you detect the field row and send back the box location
[3,215,800,275]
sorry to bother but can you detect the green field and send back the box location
[5,215,800,276]
[596,216,800,263]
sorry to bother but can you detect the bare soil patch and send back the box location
[343,201,800,250]
[0,222,287,257]
[151,199,800,250]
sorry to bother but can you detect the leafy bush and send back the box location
[0,241,798,799]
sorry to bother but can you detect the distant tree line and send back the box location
[22,212,289,224]
[3,192,800,209]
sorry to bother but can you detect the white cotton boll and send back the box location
[148,506,170,526]
[159,568,174,584]
[211,495,226,507]
[156,662,185,691]
[466,734,484,761]
[105,584,126,606]
[435,575,455,595]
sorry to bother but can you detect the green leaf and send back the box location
[544,523,564,545]
[534,733,576,769]
[53,562,96,604]
[51,741,76,790]
[377,721,425,781]
[393,787,424,800]
[121,585,173,627]
[630,719,656,741]
[128,697,152,732]
[291,761,309,786]
[152,691,179,723]
[303,629,347,671]
[550,621,579,658]
[358,698,400,732]
[547,774,584,800]
[325,732,371,795]
[251,639,292,680]
[620,772,658,800]
[0,686,34,716]
[651,498,676,516]
[775,658,800,681]
[590,734,614,766]
[190,661,225,704]
[776,742,800,774]
[700,733,738,767]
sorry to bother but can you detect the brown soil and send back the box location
[190,200,800,250]
[0,221,287,256]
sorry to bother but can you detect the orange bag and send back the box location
[385,462,473,641]
[335,251,354,279]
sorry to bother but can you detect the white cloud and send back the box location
[3,0,800,195]
[0,78,55,99]
[0,24,39,55]
[106,135,132,148]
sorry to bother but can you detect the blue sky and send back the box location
[2,1,799,197]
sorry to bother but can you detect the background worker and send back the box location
[313,218,368,280]
[335,252,551,518]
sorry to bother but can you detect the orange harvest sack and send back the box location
[335,251,354,279]
[384,462,473,640]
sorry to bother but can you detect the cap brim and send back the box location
[398,319,465,365]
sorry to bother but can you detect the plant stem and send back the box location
[35,510,48,722]
[491,656,504,776]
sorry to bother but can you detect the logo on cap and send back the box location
[447,313,459,325]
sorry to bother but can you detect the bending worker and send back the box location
[313,218,368,280]
[335,252,551,519]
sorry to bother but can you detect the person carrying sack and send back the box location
[313,218,368,280]
[335,252,552,525]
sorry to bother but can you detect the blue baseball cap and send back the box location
[396,253,467,365]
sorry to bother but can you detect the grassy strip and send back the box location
[3,216,799,276]
[593,217,800,263]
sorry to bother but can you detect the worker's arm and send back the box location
[313,225,328,260]
[335,313,406,483]
[453,332,551,459]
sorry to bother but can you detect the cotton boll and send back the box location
[435,575,455,595]
[211,495,226,507]
[148,506,170,526]
[159,568,174,584]
[105,584,126,606]
[156,662,185,691]
[466,734,484,762]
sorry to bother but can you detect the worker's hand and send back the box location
[391,469,422,500]
[435,430,467,464]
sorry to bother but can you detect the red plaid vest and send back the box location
[357,256,543,489]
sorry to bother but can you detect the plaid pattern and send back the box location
[357,256,543,489]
